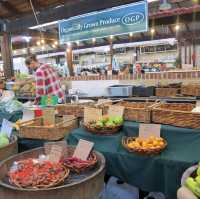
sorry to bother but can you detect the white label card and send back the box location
[196,101,200,108]
[108,105,124,117]
[22,109,35,122]
[73,139,94,161]
[1,119,13,138]
[139,123,161,139]
[48,145,63,163]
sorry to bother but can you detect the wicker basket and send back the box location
[122,136,167,155]
[116,101,155,123]
[152,103,200,129]
[156,87,179,97]
[0,135,18,161]
[83,123,122,136]
[56,103,94,118]
[181,85,200,96]
[62,148,98,173]
[19,116,78,140]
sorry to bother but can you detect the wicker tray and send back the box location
[56,103,94,118]
[122,136,167,155]
[19,116,78,140]
[156,87,179,97]
[62,148,97,173]
[116,101,155,123]
[181,84,200,96]
[83,123,122,135]
[152,103,200,129]
[9,164,69,189]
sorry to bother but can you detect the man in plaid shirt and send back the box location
[25,54,64,104]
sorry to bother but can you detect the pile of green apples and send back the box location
[0,133,9,148]
[89,116,123,129]
[186,167,200,197]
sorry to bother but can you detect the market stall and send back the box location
[67,121,200,199]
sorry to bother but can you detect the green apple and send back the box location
[186,177,200,197]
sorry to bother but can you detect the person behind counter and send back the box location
[25,54,64,104]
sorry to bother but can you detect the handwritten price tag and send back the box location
[108,105,124,117]
[73,139,94,161]
[139,123,161,139]
[1,119,13,138]
[84,107,102,123]
[48,145,63,163]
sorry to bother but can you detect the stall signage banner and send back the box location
[59,1,148,43]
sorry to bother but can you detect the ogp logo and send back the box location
[122,12,145,25]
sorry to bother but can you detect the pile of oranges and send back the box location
[127,136,166,150]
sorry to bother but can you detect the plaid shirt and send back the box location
[35,64,64,102]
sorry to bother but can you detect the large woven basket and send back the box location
[122,136,167,156]
[0,135,18,161]
[61,148,98,173]
[56,103,94,118]
[181,84,200,96]
[156,87,179,97]
[116,101,155,123]
[152,103,200,129]
[19,116,78,140]
[83,123,122,136]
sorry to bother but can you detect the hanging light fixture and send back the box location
[31,47,35,51]
[54,41,58,45]
[92,38,96,43]
[151,28,155,34]
[159,0,172,10]
[76,41,80,45]
[36,41,41,46]
[175,24,180,31]
[41,39,45,44]
[129,32,133,37]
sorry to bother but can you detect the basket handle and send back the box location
[55,116,77,127]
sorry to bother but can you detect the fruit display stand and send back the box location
[0,135,18,161]
[67,121,200,199]
[152,103,200,129]
[0,146,105,199]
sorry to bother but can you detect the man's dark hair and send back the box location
[25,54,37,65]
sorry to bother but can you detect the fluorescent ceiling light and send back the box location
[29,21,58,29]
[147,0,159,2]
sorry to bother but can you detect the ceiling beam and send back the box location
[0,1,20,15]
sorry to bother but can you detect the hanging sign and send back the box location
[59,1,148,43]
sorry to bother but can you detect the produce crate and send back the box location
[19,116,78,140]
[152,103,200,129]
[181,84,200,96]
[155,87,179,97]
[56,103,94,118]
[132,86,155,97]
[116,101,155,123]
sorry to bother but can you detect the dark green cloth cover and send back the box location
[0,110,22,124]
[67,121,200,199]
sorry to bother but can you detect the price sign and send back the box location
[48,145,63,163]
[84,107,102,123]
[108,105,124,117]
[73,139,94,161]
[196,101,200,108]
[22,109,35,122]
[1,119,13,138]
[139,123,161,139]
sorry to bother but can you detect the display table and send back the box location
[67,121,200,199]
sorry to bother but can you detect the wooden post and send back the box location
[0,32,14,79]
[66,47,73,76]
[108,39,113,75]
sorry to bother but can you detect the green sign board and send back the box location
[59,1,148,43]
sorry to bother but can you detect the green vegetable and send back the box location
[186,177,200,197]
[0,134,9,148]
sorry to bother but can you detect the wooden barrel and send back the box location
[0,135,18,161]
[0,147,105,199]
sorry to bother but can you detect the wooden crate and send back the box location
[156,87,179,97]
[152,103,200,129]
[116,101,155,123]
[19,116,78,140]
[181,84,200,96]
[56,103,94,118]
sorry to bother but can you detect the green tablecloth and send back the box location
[67,121,200,199]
